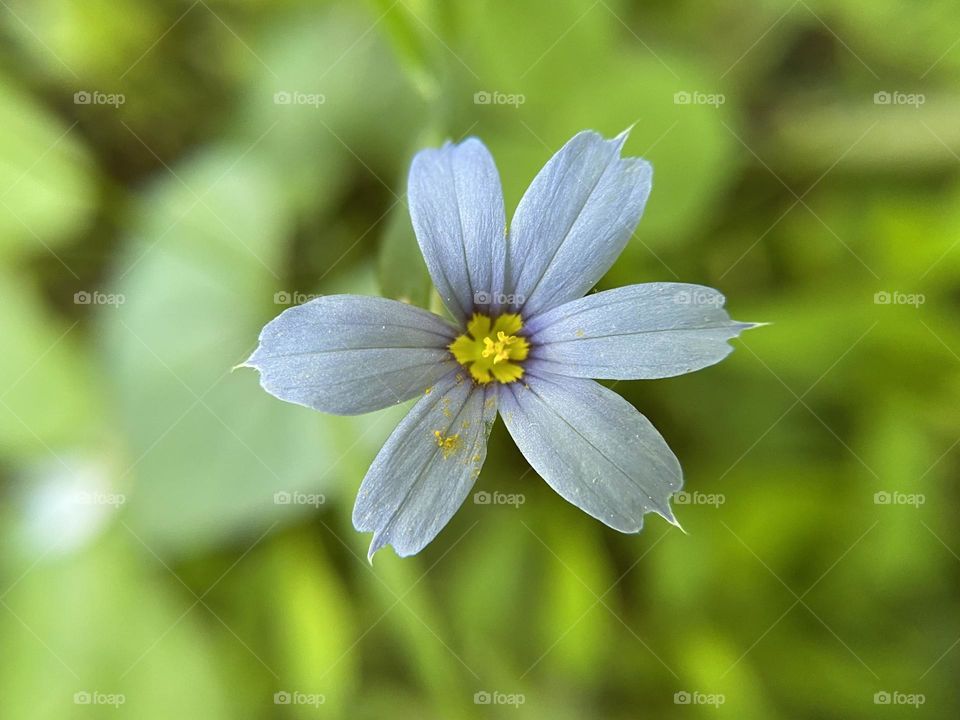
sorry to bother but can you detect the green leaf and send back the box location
[0,529,230,720]
[0,271,100,460]
[538,521,614,683]
[103,148,397,554]
[0,74,95,258]
[377,194,433,308]
[267,532,358,717]
[367,0,439,100]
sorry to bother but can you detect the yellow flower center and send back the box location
[449,313,530,384]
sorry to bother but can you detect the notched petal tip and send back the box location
[727,320,770,344]
[232,346,262,373]
[234,344,266,373]
[660,502,687,534]
[365,530,423,563]
[456,135,488,151]
[414,136,490,165]
[366,532,387,563]
[499,374,686,537]
[616,124,636,142]
[569,128,632,158]
[508,129,656,318]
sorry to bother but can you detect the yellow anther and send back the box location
[433,430,461,458]
[481,331,517,364]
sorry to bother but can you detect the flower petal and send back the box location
[244,295,458,415]
[499,371,681,532]
[527,283,756,379]
[353,373,498,559]
[507,130,652,318]
[408,138,507,321]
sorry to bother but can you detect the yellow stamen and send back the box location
[433,430,461,458]
[449,313,529,384]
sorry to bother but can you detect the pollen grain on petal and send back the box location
[433,430,461,459]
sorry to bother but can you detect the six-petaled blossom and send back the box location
[244,129,756,560]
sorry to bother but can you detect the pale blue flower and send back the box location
[245,130,755,559]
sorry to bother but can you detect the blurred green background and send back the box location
[1,0,958,717]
